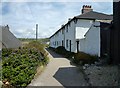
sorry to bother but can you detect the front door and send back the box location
[69,40,71,52]
[62,40,63,46]
[76,41,79,53]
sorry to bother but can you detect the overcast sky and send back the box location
[0,1,113,38]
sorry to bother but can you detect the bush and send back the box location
[25,41,48,57]
[55,46,67,54]
[2,41,49,87]
[53,46,98,65]
[55,46,74,58]
[73,52,98,65]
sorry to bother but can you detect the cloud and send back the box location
[1,2,113,38]
[1,0,113,2]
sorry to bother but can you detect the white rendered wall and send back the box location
[50,29,64,48]
[50,19,95,53]
[50,20,76,52]
[75,19,93,52]
[64,21,76,52]
[75,19,93,39]
[79,21,100,57]
[79,38,86,52]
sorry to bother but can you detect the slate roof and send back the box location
[0,26,22,48]
[75,11,113,20]
[50,11,113,38]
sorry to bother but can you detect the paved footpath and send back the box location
[28,48,88,87]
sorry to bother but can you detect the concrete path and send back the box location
[28,48,88,87]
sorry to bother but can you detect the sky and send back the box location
[0,1,113,38]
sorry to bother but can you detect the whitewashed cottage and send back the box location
[50,5,113,57]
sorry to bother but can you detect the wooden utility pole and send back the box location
[36,24,38,41]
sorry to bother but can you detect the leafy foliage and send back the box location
[55,46,74,58]
[73,52,98,65]
[2,41,49,87]
[52,46,98,65]
[25,41,48,57]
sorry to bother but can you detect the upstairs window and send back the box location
[57,41,58,46]
[55,41,56,46]
[62,29,64,34]
[68,23,71,27]
[74,19,77,24]
[66,26,68,33]
[66,28,68,32]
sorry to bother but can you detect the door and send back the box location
[62,40,64,46]
[76,40,79,53]
[69,40,71,52]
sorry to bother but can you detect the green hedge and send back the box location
[2,41,49,87]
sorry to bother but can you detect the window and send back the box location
[59,41,61,46]
[66,26,68,32]
[66,28,68,32]
[74,19,77,24]
[55,41,56,46]
[68,23,71,27]
[62,29,64,34]
[57,41,58,46]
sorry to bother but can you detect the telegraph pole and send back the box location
[36,24,38,41]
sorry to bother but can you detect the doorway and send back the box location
[62,40,64,46]
[69,40,71,52]
[76,40,79,53]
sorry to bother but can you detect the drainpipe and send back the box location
[76,39,79,53]
[64,29,65,47]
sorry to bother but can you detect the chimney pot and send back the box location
[61,24,64,27]
[83,5,85,8]
[81,5,93,14]
[68,18,71,21]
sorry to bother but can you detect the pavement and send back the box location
[28,48,88,87]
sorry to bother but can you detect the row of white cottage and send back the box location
[50,5,113,57]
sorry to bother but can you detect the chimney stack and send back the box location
[5,25,9,30]
[81,5,93,14]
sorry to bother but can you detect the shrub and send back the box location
[25,41,48,57]
[53,46,97,65]
[73,52,98,65]
[55,46,74,58]
[55,46,67,54]
[2,41,49,87]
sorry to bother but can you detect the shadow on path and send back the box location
[53,67,88,87]
[46,48,64,58]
